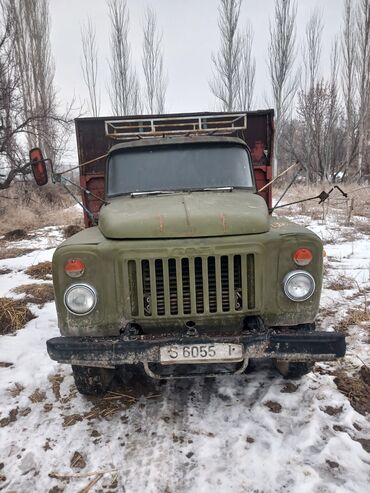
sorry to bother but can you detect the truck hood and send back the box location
[98,191,269,239]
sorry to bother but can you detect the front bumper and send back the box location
[47,330,345,367]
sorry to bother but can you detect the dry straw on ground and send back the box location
[0,182,82,235]
[2,229,29,241]
[13,283,54,306]
[334,365,370,416]
[64,224,83,238]
[25,261,52,280]
[327,275,355,291]
[0,247,35,260]
[0,297,35,335]
[274,183,370,221]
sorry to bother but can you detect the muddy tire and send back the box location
[72,365,115,395]
[274,360,314,379]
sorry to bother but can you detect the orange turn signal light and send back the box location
[293,248,313,266]
[64,259,85,278]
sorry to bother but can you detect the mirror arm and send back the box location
[56,174,109,205]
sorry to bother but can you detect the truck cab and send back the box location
[43,111,345,395]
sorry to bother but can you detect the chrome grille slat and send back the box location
[128,254,255,317]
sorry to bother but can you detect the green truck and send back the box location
[30,111,345,395]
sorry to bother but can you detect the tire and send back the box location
[274,360,314,379]
[71,365,115,395]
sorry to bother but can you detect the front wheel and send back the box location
[71,365,115,395]
[274,360,314,379]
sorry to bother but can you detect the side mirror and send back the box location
[29,147,49,186]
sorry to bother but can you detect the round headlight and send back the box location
[283,270,315,302]
[64,284,97,315]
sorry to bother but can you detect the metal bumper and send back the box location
[47,331,346,367]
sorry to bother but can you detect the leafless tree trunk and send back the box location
[268,0,298,177]
[303,9,322,91]
[108,0,141,116]
[356,0,370,179]
[237,23,256,110]
[81,17,100,117]
[210,0,242,111]
[300,9,322,181]
[142,7,167,114]
[326,38,341,181]
[341,0,358,177]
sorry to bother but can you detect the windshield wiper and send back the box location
[202,186,234,192]
[130,186,249,197]
[130,190,177,197]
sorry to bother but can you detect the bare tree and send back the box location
[10,0,60,163]
[356,0,370,178]
[81,17,100,117]
[299,9,322,180]
[281,37,345,184]
[142,7,167,114]
[326,38,342,181]
[108,0,141,115]
[237,23,256,110]
[268,0,298,177]
[303,9,322,91]
[0,0,73,189]
[210,0,242,111]
[341,0,358,176]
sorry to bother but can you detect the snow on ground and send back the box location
[0,216,369,493]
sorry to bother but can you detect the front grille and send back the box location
[127,254,255,317]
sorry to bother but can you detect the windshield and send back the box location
[107,143,254,197]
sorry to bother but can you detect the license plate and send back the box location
[160,343,243,365]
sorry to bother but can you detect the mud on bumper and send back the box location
[47,331,346,368]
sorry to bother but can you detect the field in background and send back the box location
[274,182,370,221]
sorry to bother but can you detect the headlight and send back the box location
[283,270,315,302]
[64,284,97,315]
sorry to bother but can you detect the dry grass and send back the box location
[326,274,355,291]
[341,307,370,325]
[0,247,34,259]
[64,224,83,239]
[0,297,35,335]
[354,220,370,235]
[274,182,370,220]
[338,307,370,335]
[29,388,47,403]
[25,261,52,280]
[2,229,29,241]
[13,283,54,306]
[7,382,25,397]
[334,365,370,416]
[0,182,83,235]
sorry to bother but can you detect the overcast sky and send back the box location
[49,0,343,117]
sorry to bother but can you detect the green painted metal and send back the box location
[98,191,269,239]
[53,213,323,337]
